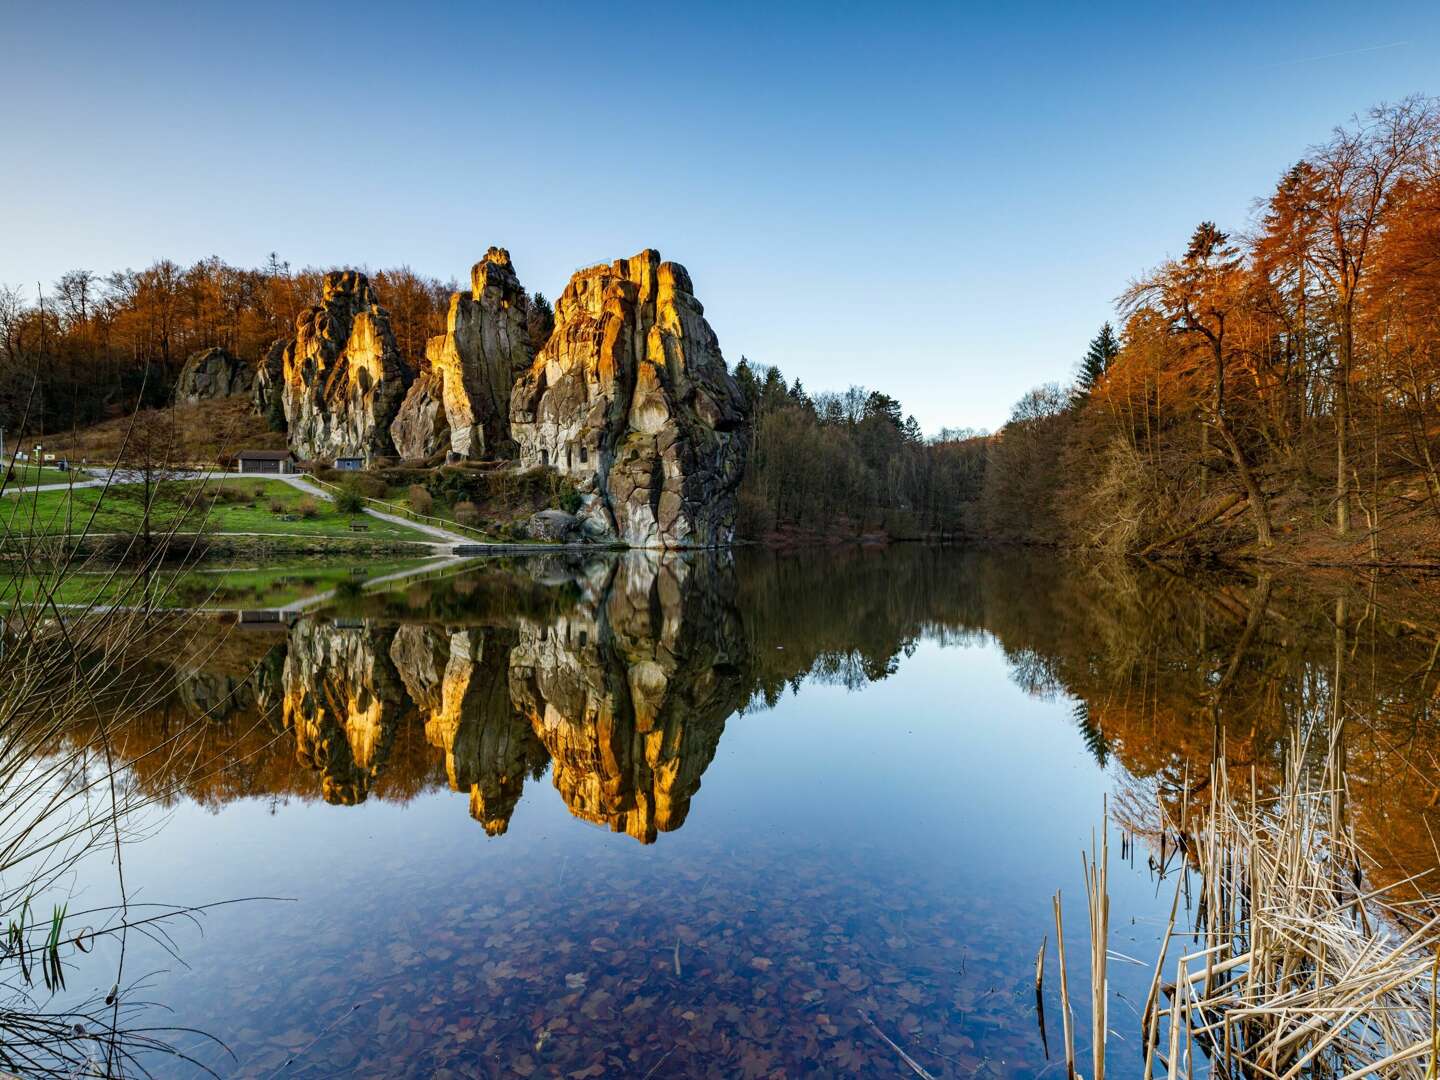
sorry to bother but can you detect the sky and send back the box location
[2,1,1438,433]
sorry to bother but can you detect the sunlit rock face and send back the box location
[282,619,409,805]
[508,552,749,842]
[279,271,411,461]
[426,248,533,460]
[176,347,253,403]
[509,250,750,548]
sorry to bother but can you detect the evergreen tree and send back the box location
[733,356,760,412]
[1074,322,1120,401]
[1073,700,1110,768]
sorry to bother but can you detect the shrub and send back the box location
[453,500,482,528]
[334,484,366,514]
[297,498,319,519]
[407,485,434,515]
[506,521,530,541]
[350,474,387,499]
[268,500,286,515]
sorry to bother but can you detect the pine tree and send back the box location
[1073,700,1110,767]
[1074,322,1119,402]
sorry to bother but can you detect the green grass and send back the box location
[2,462,85,488]
[1,557,432,609]
[0,478,432,542]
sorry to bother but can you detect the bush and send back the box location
[350,474,387,499]
[268,500,286,515]
[297,498,319,519]
[334,484,366,514]
[407,485,433,515]
[550,475,582,514]
[453,501,482,528]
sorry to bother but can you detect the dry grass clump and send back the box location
[1057,723,1440,1078]
[1152,728,1440,1078]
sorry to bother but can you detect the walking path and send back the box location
[268,474,473,545]
[5,468,478,549]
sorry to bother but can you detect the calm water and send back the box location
[54,549,1440,1077]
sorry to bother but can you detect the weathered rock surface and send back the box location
[527,510,583,543]
[176,347,253,403]
[429,248,533,460]
[252,338,288,428]
[390,365,450,461]
[510,249,750,548]
[278,271,412,461]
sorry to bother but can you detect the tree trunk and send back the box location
[1215,417,1274,548]
[1335,318,1352,535]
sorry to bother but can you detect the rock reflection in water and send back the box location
[99,549,1440,886]
[194,551,752,840]
[511,553,746,842]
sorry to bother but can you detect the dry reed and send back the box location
[1058,720,1440,1078]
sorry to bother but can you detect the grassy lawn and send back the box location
[2,461,85,487]
[0,478,431,542]
[1,557,432,609]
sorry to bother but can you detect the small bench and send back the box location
[348,521,370,532]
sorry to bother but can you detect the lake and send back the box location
[49,548,1440,1077]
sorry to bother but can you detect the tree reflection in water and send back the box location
[84,550,1440,890]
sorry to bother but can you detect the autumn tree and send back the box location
[1124,222,1274,547]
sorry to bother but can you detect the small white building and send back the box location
[236,450,297,475]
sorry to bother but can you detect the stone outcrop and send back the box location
[510,249,749,548]
[277,271,411,461]
[422,248,534,461]
[176,347,252,403]
[252,339,288,428]
[526,510,583,543]
[390,363,449,461]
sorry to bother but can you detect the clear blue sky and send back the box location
[2,1,1436,432]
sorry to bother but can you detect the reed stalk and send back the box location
[1070,719,1440,1077]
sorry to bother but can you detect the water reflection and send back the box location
[103,551,1440,877]
[73,549,1440,1077]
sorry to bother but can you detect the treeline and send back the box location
[0,256,477,435]
[733,359,986,541]
[977,95,1440,562]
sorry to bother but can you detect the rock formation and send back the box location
[277,271,411,461]
[526,509,584,543]
[422,248,534,460]
[176,347,253,404]
[389,352,449,460]
[510,249,749,548]
[252,339,288,429]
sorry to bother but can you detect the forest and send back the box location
[982,96,1440,563]
[2,95,1437,560]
